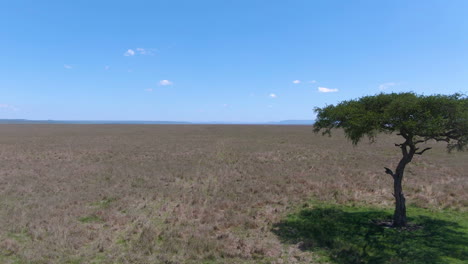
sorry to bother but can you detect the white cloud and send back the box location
[64,64,72,69]
[292,80,301,84]
[124,49,135,56]
[379,82,398,90]
[104,66,110,70]
[309,80,317,84]
[159,80,173,86]
[144,88,154,92]
[269,93,277,98]
[318,87,339,93]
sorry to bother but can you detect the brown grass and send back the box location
[0,125,466,263]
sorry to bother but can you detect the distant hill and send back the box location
[0,119,314,125]
[271,120,314,125]
[0,119,191,124]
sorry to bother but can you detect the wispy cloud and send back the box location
[223,104,229,107]
[136,48,155,55]
[318,87,339,93]
[0,104,19,111]
[292,80,301,84]
[309,80,317,84]
[159,80,173,86]
[144,88,154,92]
[64,64,72,69]
[125,48,155,56]
[124,49,135,56]
[379,82,398,90]
[104,66,110,70]
[269,93,277,98]
[136,48,147,54]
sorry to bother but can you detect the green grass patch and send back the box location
[273,202,468,264]
[78,214,102,223]
[0,254,23,264]
[90,197,116,209]
[65,259,84,264]
[90,254,107,264]
[7,230,31,244]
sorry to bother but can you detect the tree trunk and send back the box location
[389,138,416,227]
[393,173,407,227]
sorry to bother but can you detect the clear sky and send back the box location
[1,0,467,122]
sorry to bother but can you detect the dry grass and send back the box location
[0,125,466,263]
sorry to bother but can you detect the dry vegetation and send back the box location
[0,125,466,263]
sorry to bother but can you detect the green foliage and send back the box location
[273,203,468,264]
[314,93,468,151]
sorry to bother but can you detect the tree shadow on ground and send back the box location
[272,207,467,264]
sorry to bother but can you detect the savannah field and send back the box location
[0,125,466,264]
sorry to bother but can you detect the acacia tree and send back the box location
[313,92,467,227]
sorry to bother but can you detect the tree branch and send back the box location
[431,137,450,142]
[384,167,395,178]
[415,147,432,155]
[418,130,461,143]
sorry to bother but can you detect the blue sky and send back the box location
[1,0,467,122]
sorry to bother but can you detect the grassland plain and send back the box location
[0,125,466,264]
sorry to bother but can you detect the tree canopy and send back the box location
[314,92,468,152]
